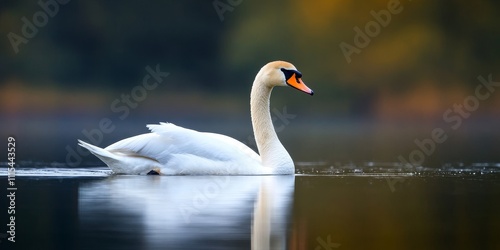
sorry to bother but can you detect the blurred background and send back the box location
[1,0,500,167]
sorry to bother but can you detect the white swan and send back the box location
[78,61,313,175]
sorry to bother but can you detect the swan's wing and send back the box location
[104,123,261,172]
[202,132,261,163]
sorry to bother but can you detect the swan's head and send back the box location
[258,61,314,95]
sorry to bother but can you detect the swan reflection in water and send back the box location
[78,175,294,249]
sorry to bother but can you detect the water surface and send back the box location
[1,162,500,250]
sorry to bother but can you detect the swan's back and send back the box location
[102,123,265,175]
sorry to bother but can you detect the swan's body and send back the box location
[78,61,313,175]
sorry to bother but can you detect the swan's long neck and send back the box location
[250,77,294,173]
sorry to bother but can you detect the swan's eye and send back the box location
[280,68,302,82]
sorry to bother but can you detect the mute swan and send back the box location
[78,61,313,175]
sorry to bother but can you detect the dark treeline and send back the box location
[1,0,500,116]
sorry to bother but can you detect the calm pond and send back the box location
[1,163,500,250]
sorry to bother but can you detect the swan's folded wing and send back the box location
[202,132,261,163]
[104,122,260,166]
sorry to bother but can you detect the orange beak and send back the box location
[286,73,314,95]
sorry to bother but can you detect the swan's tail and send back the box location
[77,140,120,166]
[78,139,161,175]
